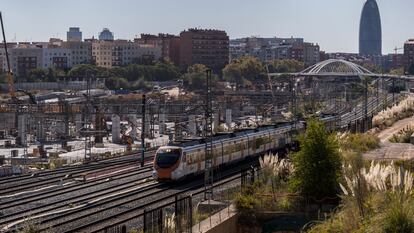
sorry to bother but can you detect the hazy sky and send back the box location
[1,0,413,54]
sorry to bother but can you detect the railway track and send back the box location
[0,152,155,196]
[0,167,154,229]
[66,170,245,233]
[0,165,152,211]
[3,159,257,233]
[0,150,155,186]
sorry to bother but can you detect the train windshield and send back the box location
[156,148,181,168]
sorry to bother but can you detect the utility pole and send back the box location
[392,78,395,103]
[363,77,368,132]
[140,94,146,167]
[84,76,92,162]
[204,69,214,200]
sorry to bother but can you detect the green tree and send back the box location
[222,56,265,85]
[27,68,47,82]
[183,64,208,90]
[289,119,342,200]
[182,64,219,90]
[154,60,181,81]
[268,59,305,73]
[238,56,265,81]
[68,64,106,77]
[223,62,243,84]
[105,76,129,90]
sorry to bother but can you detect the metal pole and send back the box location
[141,94,146,167]
[204,69,214,200]
[364,77,368,132]
[392,78,395,103]
[143,209,147,233]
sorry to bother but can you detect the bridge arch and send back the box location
[300,59,373,77]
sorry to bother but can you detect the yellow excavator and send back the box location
[0,12,15,100]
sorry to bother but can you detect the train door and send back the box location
[250,135,256,156]
[240,139,244,158]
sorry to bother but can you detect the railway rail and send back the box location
[0,151,155,195]
[0,167,154,229]
[65,167,247,233]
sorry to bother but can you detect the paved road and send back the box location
[364,116,414,160]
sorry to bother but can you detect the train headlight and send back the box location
[152,170,158,179]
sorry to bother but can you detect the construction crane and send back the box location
[394,47,403,54]
[0,12,15,99]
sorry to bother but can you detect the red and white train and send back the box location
[152,117,336,181]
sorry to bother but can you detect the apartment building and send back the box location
[179,28,229,73]
[405,39,414,72]
[62,41,92,66]
[42,48,72,69]
[135,33,180,65]
[92,40,161,68]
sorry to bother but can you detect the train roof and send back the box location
[167,122,294,148]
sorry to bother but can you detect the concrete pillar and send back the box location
[36,119,46,142]
[145,114,150,137]
[112,114,121,143]
[226,109,232,129]
[159,114,166,135]
[75,114,82,137]
[57,122,66,136]
[213,113,219,132]
[129,115,137,139]
[17,115,27,146]
[174,122,182,141]
[188,115,197,136]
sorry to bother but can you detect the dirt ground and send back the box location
[364,116,414,160]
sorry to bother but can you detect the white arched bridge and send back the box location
[269,59,414,80]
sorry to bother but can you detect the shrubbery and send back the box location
[389,126,414,143]
[289,119,342,200]
[340,133,380,153]
[373,97,414,128]
[309,160,414,233]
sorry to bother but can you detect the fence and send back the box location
[101,165,343,233]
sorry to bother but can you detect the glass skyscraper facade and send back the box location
[359,0,382,55]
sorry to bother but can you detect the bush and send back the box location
[340,133,380,153]
[289,119,342,200]
[373,97,414,128]
[382,203,414,233]
[235,183,261,224]
[389,126,414,143]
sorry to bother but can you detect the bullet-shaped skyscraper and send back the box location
[359,0,382,55]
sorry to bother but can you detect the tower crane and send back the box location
[0,12,15,99]
[394,47,403,54]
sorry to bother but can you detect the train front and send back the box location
[152,146,183,181]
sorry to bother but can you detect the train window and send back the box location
[156,148,181,168]
[182,152,187,163]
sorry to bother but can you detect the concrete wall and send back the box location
[204,214,238,233]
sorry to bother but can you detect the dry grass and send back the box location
[339,132,380,153]
[373,96,414,128]
[308,159,414,233]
